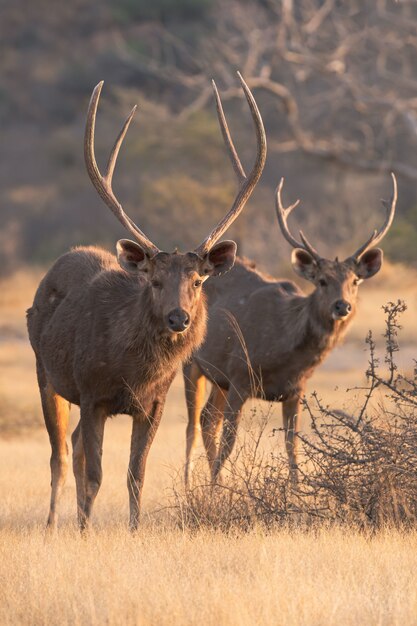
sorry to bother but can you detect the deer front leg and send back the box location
[78,404,107,531]
[71,420,86,527]
[128,389,169,531]
[282,394,302,484]
[212,387,247,482]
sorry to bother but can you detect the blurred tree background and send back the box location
[1,0,417,275]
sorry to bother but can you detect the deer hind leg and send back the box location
[71,420,86,527]
[282,395,302,484]
[183,361,206,488]
[37,362,70,530]
[200,384,228,481]
[78,404,107,532]
[212,387,246,482]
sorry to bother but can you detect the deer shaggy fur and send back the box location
[183,176,397,485]
[28,247,207,412]
[26,74,266,531]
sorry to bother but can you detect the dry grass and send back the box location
[1,264,416,624]
[2,522,417,626]
[1,410,417,625]
[1,424,417,626]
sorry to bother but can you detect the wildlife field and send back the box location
[2,1,417,624]
[0,263,417,625]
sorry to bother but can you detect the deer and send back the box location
[26,74,266,531]
[183,174,397,486]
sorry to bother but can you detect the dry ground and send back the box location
[0,264,416,625]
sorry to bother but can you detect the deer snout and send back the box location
[167,308,190,333]
[332,299,352,320]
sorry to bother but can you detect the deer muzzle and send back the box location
[332,299,352,320]
[167,308,191,333]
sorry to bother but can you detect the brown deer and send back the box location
[27,74,266,531]
[183,175,397,485]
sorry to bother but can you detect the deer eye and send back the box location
[193,279,202,288]
[353,278,359,286]
[319,278,327,287]
[151,279,162,289]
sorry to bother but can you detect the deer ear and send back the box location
[291,248,318,282]
[200,240,237,277]
[116,239,152,274]
[355,248,383,279]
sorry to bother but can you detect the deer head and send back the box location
[85,76,266,334]
[275,175,397,324]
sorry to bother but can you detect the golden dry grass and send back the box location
[2,522,417,626]
[0,264,416,625]
[1,423,417,626]
[2,408,417,625]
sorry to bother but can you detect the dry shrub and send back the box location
[172,410,296,532]
[301,300,417,528]
[171,300,417,531]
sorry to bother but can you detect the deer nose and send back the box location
[167,308,190,332]
[333,299,352,318]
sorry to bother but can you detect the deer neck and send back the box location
[288,290,353,366]
[309,290,352,351]
[109,279,207,381]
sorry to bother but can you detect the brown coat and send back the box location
[28,74,266,531]
[183,175,397,485]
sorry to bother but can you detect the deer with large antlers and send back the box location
[27,74,266,531]
[183,174,397,485]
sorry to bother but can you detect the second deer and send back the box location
[183,175,397,485]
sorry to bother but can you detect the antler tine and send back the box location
[105,104,137,183]
[194,72,267,257]
[299,230,321,260]
[84,81,160,257]
[211,78,246,184]
[347,172,397,261]
[274,178,321,260]
[274,178,301,248]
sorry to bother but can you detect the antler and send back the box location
[194,72,267,257]
[346,172,397,261]
[274,178,321,261]
[84,82,160,257]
